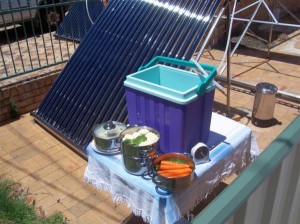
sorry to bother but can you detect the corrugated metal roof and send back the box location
[32,0,224,156]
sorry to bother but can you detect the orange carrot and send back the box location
[158,164,190,170]
[157,168,192,175]
[159,172,191,178]
[160,160,190,167]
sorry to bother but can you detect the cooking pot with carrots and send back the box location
[151,153,195,191]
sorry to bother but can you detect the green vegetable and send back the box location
[123,134,147,146]
[166,158,188,164]
[123,139,131,145]
[132,135,147,145]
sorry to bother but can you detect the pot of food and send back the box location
[120,126,160,175]
[151,153,195,192]
[92,121,127,153]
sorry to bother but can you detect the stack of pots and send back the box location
[119,126,160,176]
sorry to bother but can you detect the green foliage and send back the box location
[0,178,68,224]
[8,97,20,119]
[35,213,67,224]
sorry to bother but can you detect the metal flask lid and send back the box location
[256,82,278,94]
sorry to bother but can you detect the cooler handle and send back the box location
[138,56,217,96]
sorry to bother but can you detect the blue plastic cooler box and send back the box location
[124,56,217,154]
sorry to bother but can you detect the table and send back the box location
[84,113,260,224]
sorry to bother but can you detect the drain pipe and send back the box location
[215,75,300,104]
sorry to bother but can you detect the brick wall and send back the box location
[0,72,60,122]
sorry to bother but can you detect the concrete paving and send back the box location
[0,33,300,223]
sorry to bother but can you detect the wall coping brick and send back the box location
[0,69,61,123]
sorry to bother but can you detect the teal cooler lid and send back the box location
[124,64,216,105]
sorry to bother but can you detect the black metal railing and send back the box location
[0,0,106,80]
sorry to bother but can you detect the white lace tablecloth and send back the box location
[84,113,260,224]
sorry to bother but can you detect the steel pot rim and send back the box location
[119,126,160,141]
[152,152,195,169]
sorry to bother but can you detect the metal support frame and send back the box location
[197,0,300,114]
[231,0,300,28]
[226,2,231,116]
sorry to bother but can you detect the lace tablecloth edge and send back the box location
[84,171,152,223]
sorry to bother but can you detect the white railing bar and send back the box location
[262,0,278,23]
[229,17,300,28]
[233,0,261,15]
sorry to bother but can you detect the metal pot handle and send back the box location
[139,147,152,154]
[152,173,164,186]
[155,186,171,196]
[183,152,193,159]
[152,174,170,195]
[131,156,149,166]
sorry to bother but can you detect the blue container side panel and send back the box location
[202,91,216,141]
[125,87,215,154]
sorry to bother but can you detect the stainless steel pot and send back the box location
[151,153,195,192]
[120,126,160,176]
[92,121,126,151]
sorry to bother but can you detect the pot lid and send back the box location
[93,121,126,139]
